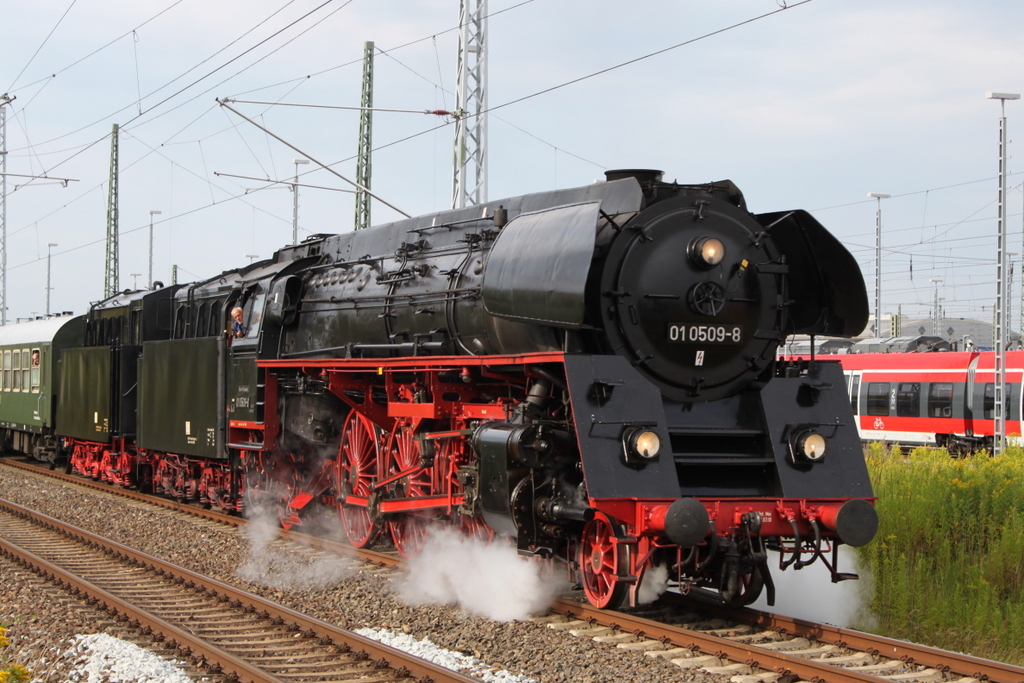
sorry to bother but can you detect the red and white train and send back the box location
[828,351,1024,451]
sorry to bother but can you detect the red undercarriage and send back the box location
[65,352,863,607]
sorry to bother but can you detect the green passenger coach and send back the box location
[0,314,85,463]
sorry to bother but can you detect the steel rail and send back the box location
[0,457,404,567]
[704,602,1024,683]
[552,598,885,683]
[0,498,478,683]
[8,457,1024,682]
[0,530,287,683]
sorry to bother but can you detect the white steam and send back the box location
[750,546,875,628]
[236,500,353,590]
[393,527,568,621]
[637,563,669,604]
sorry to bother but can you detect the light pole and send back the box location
[129,273,141,290]
[292,158,309,245]
[867,193,891,337]
[987,91,1019,456]
[930,278,942,337]
[245,254,259,264]
[45,243,57,315]
[148,210,162,289]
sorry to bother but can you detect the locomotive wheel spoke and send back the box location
[386,423,434,558]
[336,412,381,548]
[459,513,494,542]
[580,515,629,609]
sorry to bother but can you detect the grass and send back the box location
[0,627,30,683]
[856,443,1024,665]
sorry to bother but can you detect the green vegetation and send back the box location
[0,627,30,683]
[858,443,1024,664]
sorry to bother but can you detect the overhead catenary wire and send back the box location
[216,98,411,218]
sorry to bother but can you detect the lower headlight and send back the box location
[624,428,662,463]
[795,430,827,462]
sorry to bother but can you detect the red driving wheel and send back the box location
[336,412,381,548]
[386,423,434,558]
[580,514,629,609]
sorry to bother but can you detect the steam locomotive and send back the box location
[0,170,877,609]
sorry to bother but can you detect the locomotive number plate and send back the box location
[667,324,741,343]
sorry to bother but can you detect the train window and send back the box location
[850,376,860,415]
[984,383,994,420]
[928,383,953,418]
[896,383,921,417]
[30,348,40,392]
[867,382,889,416]
[21,349,30,391]
[12,351,20,392]
[2,350,9,391]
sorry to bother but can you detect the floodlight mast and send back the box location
[0,93,11,326]
[867,192,891,337]
[987,91,1020,456]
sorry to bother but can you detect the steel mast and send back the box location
[354,41,375,231]
[104,124,120,298]
[988,91,1020,456]
[451,0,487,209]
[0,94,12,325]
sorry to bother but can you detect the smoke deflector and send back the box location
[482,201,601,328]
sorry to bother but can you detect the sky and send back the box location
[3,0,1024,333]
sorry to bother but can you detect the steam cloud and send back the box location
[236,500,353,590]
[637,563,669,604]
[393,527,568,621]
[750,546,876,628]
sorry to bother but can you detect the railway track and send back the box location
[0,496,477,683]
[5,455,1024,683]
[541,598,1024,683]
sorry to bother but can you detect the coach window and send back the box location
[12,350,21,392]
[896,383,921,417]
[850,376,861,415]
[21,349,30,391]
[3,351,9,391]
[928,383,953,417]
[983,383,995,420]
[30,348,40,392]
[867,382,890,416]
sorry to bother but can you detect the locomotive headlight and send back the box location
[690,236,726,268]
[794,430,827,463]
[624,428,662,464]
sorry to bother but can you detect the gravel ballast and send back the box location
[0,465,718,682]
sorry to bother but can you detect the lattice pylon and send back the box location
[104,124,120,298]
[451,0,487,209]
[354,41,374,231]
